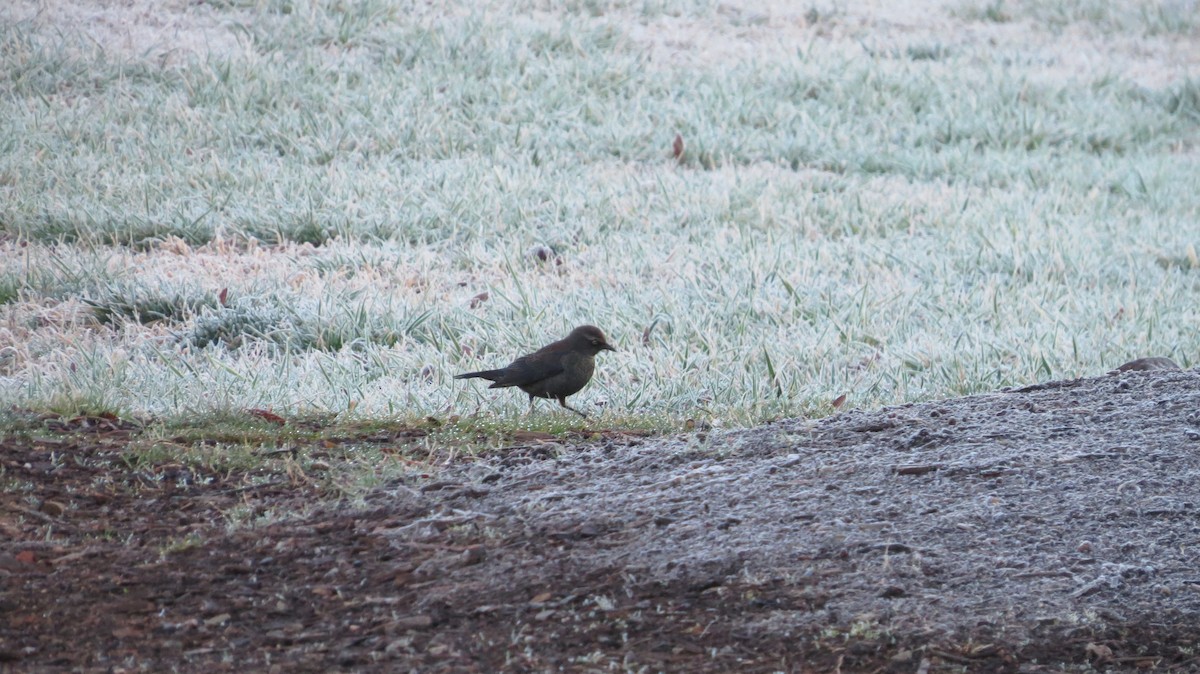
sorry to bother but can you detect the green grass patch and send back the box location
[184,295,434,351]
[85,285,222,327]
[0,274,19,306]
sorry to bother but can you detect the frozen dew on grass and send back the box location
[0,0,1197,425]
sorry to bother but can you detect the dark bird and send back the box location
[455,325,616,418]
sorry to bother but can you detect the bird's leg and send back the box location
[527,394,537,416]
[558,397,588,419]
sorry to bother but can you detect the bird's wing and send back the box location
[489,354,564,388]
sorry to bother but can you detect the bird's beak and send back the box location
[603,343,616,352]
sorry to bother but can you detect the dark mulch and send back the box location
[4,370,1200,672]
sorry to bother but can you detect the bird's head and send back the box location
[569,325,616,355]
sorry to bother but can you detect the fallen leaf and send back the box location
[218,287,229,306]
[1085,642,1113,661]
[831,394,847,408]
[204,613,231,627]
[895,464,941,476]
[247,409,286,425]
[672,133,685,161]
[469,291,489,308]
[510,431,556,442]
[529,245,553,263]
[15,550,35,564]
[530,592,553,604]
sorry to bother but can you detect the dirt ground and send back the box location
[4,369,1200,672]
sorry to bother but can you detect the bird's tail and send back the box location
[454,369,504,381]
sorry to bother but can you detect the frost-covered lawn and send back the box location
[1,0,1197,427]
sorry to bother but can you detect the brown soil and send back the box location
[4,370,1200,672]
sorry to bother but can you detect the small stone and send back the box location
[460,546,486,566]
[385,637,413,654]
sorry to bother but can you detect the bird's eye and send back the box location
[591,339,600,345]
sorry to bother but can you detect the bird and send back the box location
[455,325,616,418]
